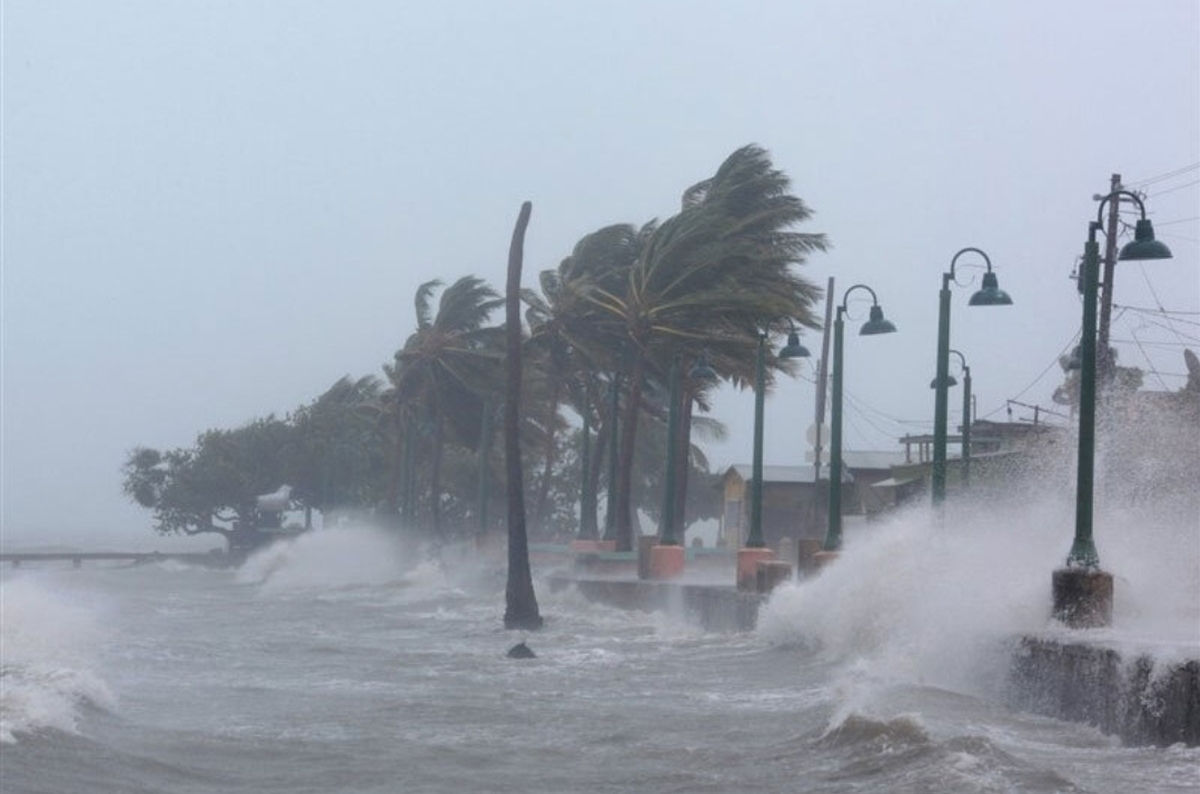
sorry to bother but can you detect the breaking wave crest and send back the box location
[0,576,116,743]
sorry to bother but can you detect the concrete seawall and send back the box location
[549,573,1199,747]
[547,575,763,633]
[1008,635,1199,747]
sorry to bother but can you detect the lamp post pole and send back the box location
[734,329,807,589]
[961,362,972,491]
[1053,190,1172,627]
[827,308,846,552]
[932,248,1012,505]
[747,334,768,549]
[932,275,953,505]
[1069,223,1103,568]
[824,285,897,554]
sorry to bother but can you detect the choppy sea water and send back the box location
[2,520,1198,794]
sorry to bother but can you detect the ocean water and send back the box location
[2,515,1197,794]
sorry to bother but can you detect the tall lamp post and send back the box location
[933,248,1012,505]
[930,349,972,490]
[1053,191,1172,628]
[736,329,809,589]
[823,285,897,556]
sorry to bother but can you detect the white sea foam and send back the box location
[0,575,115,742]
[237,525,416,592]
[757,482,1199,701]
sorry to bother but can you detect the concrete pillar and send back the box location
[736,547,773,591]
[1052,568,1113,628]
[637,535,657,580]
[756,560,793,593]
[648,545,685,579]
[796,538,823,577]
[811,550,841,571]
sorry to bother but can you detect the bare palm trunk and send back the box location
[430,411,444,537]
[674,392,694,544]
[579,385,601,539]
[614,353,646,552]
[532,377,563,536]
[504,202,542,630]
[385,413,402,516]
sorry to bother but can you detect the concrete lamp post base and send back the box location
[737,548,774,591]
[648,545,685,579]
[1052,568,1113,629]
[811,550,841,571]
[756,560,793,593]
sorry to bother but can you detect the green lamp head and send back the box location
[968,271,1014,306]
[930,375,958,389]
[688,352,719,381]
[779,330,811,359]
[860,305,897,336]
[1119,219,1173,261]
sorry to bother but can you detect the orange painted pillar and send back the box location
[736,547,774,591]
[648,545,685,579]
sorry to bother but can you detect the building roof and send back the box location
[721,452,907,486]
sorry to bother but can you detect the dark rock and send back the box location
[507,641,536,659]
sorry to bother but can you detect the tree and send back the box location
[386,276,505,537]
[581,144,826,550]
[122,416,295,549]
[287,375,385,526]
[504,201,542,630]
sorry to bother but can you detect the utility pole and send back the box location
[813,276,835,485]
[1096,173,1122,384]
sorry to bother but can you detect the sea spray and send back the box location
[237,525,416,592]
[0,574,116,742]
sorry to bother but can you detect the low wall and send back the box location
[547,576,763,632]
[1008,636,1199,747]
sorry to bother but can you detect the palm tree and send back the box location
[523,223,651,539]
[582,144,827,550]
[388,276,505,536]
[503,202,542,630]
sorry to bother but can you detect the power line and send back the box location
[1147,179,1200,199]
[1111,338,1195,348]
[1113,303,1200,317]
[1153,216,1200,227]
[1126,162,1200,189]
[1002,330,1082,406]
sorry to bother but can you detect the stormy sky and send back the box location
[2,0,1197,550]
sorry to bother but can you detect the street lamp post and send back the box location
[823,285,897,555]
[930,350,972,490]
[1053,191,1172,627]
[957,352,972,490]
[932,248,1012,505]
[736,329,809,589]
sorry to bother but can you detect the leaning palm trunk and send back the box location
[614,353,646,552]
[504,202,542,630]
[670,389,694,543]
[430,412,445,536]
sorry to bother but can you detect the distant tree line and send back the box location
[122,144,828,552]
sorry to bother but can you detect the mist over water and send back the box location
[1,409,1196,793]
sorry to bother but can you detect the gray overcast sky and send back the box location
[2,0,1198,550]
